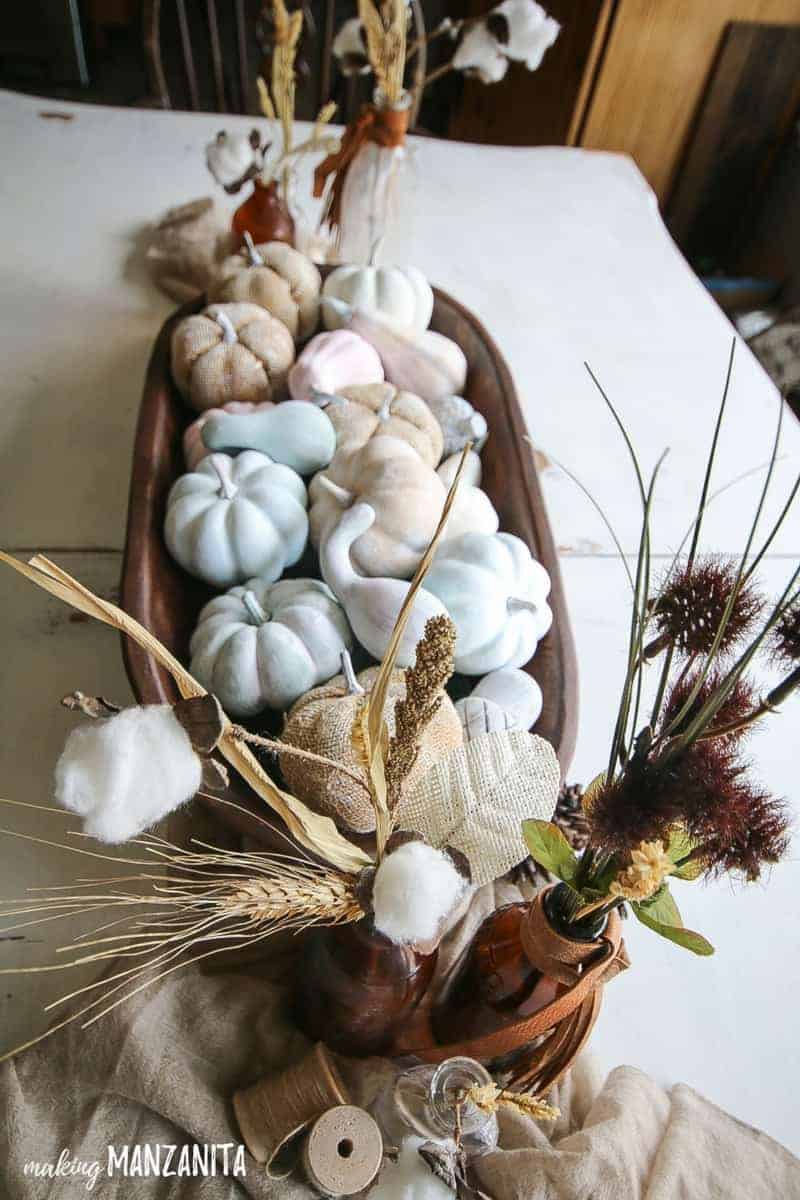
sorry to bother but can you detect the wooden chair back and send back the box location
[143,0,425,123]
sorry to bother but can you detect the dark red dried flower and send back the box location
[771,601,800,667]
[652,558,763,658]
[659,670,757,742]
[588,738,790,881]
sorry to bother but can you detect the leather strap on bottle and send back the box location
[411,908,626,1066]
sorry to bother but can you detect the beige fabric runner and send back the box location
[1,880,798,1198]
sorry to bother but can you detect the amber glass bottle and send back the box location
[232,180,295,247]
[432,884,606,1044]
[294,919,437,1057]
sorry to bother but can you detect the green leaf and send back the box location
[672,857,704,881]
[637,884,683,928]
[631,902,714,955]
[522,820,579,885]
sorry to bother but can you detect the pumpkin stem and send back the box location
[340,650,365,695]
[377,397,392,422]
[209,456,238,500]
[316,475,354,508]
[507,597,539,617]
[215,311,238,344]
[368,237,384,267]
[242,589,270,625]
[243,231,264,268]
[310,390,345,408]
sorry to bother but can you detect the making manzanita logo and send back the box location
[23,1143,247,1191]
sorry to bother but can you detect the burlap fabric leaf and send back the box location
[396,731,560,885]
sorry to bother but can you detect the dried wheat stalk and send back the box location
[358,0,407,104]
[0,800,362,1064]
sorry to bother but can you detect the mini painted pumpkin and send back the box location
[280,658,462,832]
[164,451,308,588]
[322,263,433,333]
[310,437,497,580]
[183,400,275,471]
[319,504,448,665]
[427,394,489,458]
[319,382,443,466]
[201,399,336,475]
[189,577,352,716]
[288,329,383,402]
[171,302,295,412]
[213,236,322,340]
[424,532,552,674]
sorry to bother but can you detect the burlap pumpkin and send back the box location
[279,665,462,834]
[321,382,444,467]
[171,302,295,412]
[213,241,322,341]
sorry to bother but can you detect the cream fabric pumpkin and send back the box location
[310,437,498,579]
[213,238,321,341]
[189,577,352,716]
[424,532,553,674]
[171,302,295,412]
[322,263,433,332]
[319,381,443,466]
[280,662,462,833]
[164,451,308,588]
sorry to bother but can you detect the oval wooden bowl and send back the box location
[120,287,578,845]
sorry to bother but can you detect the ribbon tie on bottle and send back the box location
[314,103,410,233]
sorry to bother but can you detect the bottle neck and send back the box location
[543,882,608,942]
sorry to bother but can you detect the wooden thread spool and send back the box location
[301,1106,383,1197]
[233,1042,348,1175]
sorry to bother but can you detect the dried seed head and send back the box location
[653,558,763,658]
[771,600,800,666]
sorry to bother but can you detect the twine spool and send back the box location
[233,1043,348,1175]
[301,1106,383,1197]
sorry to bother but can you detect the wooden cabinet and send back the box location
[449,0,800,207]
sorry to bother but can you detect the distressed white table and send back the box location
[1,88,798,1151]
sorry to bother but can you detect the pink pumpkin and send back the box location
[288,330,383,403]
[182,400,276,470]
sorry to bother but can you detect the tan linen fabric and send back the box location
[1,880,798,1199]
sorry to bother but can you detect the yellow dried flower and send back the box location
[609,839,673,902]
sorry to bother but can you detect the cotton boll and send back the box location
[369,1138,454,1200]
[205,130,263,193]
[372,842,467,945]
[452,23,509,85]
[54,706,202,843]
[494,0,560,70]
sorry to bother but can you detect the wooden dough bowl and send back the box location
[121,285,578,847]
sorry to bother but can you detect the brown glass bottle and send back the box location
[432,884,606,1044]
[232,180,295,247]
[294,918,437,1057]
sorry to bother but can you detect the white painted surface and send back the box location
[0,89,797,1152]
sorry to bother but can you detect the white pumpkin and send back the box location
[189,578,352,716]
[322,263,433,333]
[320,502,447,666]
[428,395,488,458]
[164,451,308,588]
[437,449,482,488]
[424,532,553,674]
[201,399,336,475]
[455,695,515,741]
[309,437,498,580]
[469,666,543,730]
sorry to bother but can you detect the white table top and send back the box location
[0,88,798,1154]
